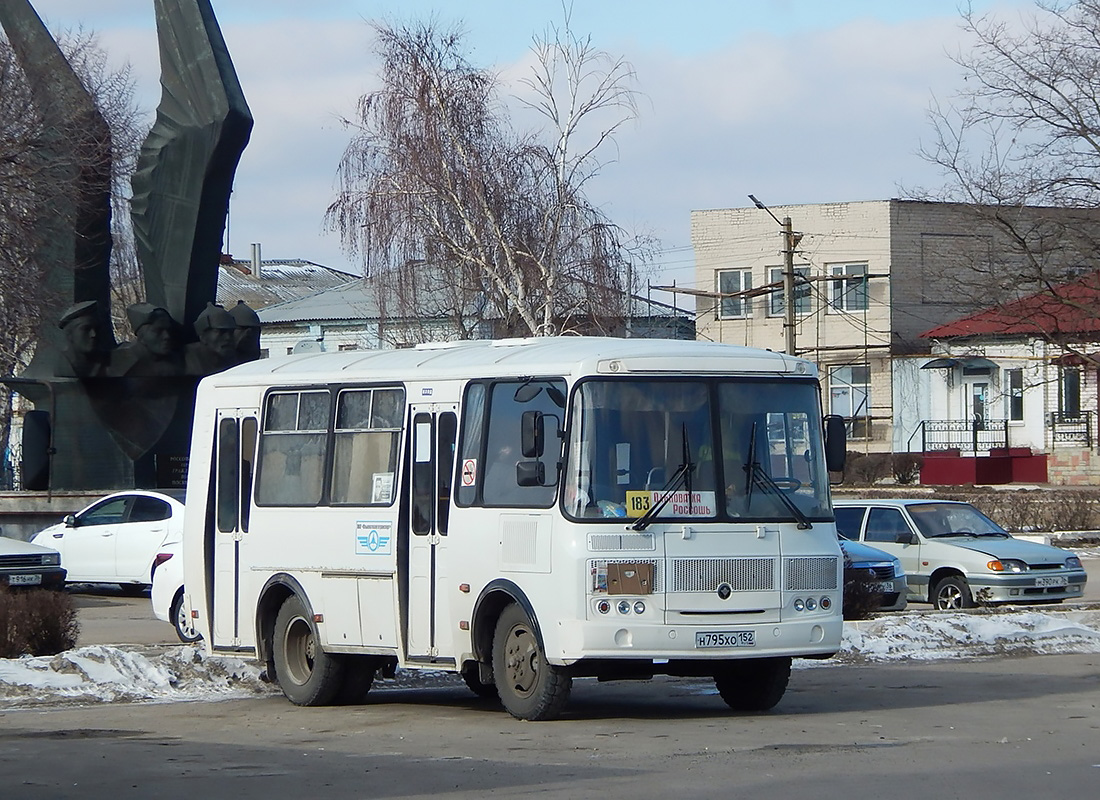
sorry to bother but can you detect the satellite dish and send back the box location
[292,339,325,354]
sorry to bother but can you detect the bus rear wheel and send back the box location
[273,595,345,706]
[492,604,571,720]
[714,657,791,712]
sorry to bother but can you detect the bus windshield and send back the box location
[563,378,832,523]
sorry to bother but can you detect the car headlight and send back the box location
[987,558,1028,573]
[1065,556,1082,570]
[891,559,904,579]
[43,552,61,566]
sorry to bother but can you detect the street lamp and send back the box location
[748,195,800,356]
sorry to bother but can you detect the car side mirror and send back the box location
[63,514,77,528]
[895,530,917,545]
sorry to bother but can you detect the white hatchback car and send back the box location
[834,499,1087,609]
[31,490,185,593]
[150,540,201,642]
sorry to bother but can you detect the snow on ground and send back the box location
[2,606,1100,709]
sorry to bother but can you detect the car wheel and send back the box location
[170,591,202,643]
[933,576,974,610]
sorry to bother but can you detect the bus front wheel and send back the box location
[714,657,791,712]
[492,604,571,720]
[273,595,345,706]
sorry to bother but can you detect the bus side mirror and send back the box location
[823,414,846,472]
[521,410,544,458]
[516,460,545,487]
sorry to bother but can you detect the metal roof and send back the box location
[216,260,357,311]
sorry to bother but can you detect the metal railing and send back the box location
[1049,411,1093,448]
[908,419,1009,454]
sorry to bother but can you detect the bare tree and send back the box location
[919,0,1100,347]
[326,16,646,340]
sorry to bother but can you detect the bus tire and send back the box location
[461,665,499,700]
[715,657,791,712]
[335,656,376,705]
[492,603,571,720]
[273,595,345,706]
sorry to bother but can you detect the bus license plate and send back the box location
[1035,576,1067,588]
[9,574,42,586]
[695,630,755,648]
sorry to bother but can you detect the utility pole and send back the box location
[749,195,800,356]
[781,215,796,356]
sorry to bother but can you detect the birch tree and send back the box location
[326,17,645,339]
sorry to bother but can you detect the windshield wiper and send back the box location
[742,422,812,530]
[632,425,695,532]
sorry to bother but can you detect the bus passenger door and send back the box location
[210,410,259,647]
[405,406,458,660]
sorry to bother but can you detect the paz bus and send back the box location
[180,337,847,720]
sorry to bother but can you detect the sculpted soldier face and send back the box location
[63,317,98,355]
[137,312,176,357]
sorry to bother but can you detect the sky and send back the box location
[3,601,1100,707]
[20,0,1035,297]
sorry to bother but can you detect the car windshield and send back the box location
[906,503,1009,538]
[562,377,832,523]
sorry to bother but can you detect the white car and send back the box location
[31,490,185,593]
[0,535,66,589]
[834,499,1087,609]
[150,540,201,642]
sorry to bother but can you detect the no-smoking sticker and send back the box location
[461,458,477,486]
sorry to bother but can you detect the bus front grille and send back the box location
[786,557,839,591]
[670,557,774,592]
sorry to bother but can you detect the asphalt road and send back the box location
[2,556,1096,798]
[3,654,1099,799]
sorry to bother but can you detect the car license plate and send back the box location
[695,630,755,648]
[1035,576,1067,588]
[9,574,42,586]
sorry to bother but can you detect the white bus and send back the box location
[181,337,847,720]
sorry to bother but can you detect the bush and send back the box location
[890,453,923,485]
[844,451,892,485]
[842,579,882,621]
[0,586,80,658]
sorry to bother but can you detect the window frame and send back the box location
[828,364,871,440]
[768,266,811,317]
[829,263,868,312]
[716,268,753,319]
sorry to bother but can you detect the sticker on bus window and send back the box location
[372,473,394,503]
[624,490,716,518]
[355,520,393,555]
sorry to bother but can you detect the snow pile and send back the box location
[2,607,1100,708]
[0,644,274,708]
[840,608,1100,663]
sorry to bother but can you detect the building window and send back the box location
[829,365,871,439]
[716,269,752,319]
[830,263,868,312]
[1060,367,1081,417]
[1004,368,1023,421]
[768,267,811,316]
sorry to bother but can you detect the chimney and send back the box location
[251,242,262,278]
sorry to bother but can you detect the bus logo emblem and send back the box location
[355,521,393,555]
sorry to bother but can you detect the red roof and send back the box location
[921,271,1100,338]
